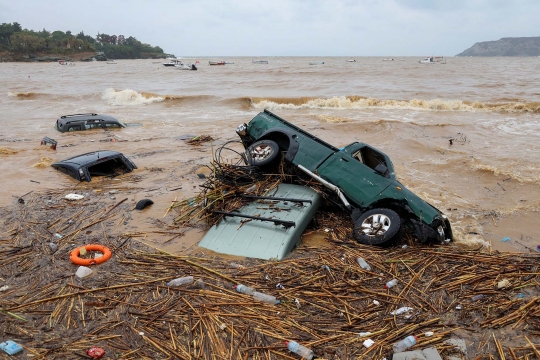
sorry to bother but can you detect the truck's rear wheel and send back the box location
[353,208,402,246]
[246,140,279,167]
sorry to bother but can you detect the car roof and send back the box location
[198,184,321,260]
[56,113,120,125]
[52,150,125,167]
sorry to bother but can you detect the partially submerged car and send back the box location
[51,151,137,181]
[56,113,126,132]
[199,184,321,260]
[236,110,453,246]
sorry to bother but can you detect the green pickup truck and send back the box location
[236,110,453,245]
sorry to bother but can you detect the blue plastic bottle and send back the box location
[285,341,314,359]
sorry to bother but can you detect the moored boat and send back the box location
[347,59,356,62]
[209,61,226,65]
[163,58,182,67]
[419,56,446,64]
[309,61,325,65]
[252,60,268,64]
[175,63,197,70]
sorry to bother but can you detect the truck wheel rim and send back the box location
[250,145,273,161]
[361,214,391,236]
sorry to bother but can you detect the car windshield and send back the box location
[87,158,130,178]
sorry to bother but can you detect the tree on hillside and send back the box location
[0,22,23,48]
[10,32,45,52]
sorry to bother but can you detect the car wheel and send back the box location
[246,140,279,167]
[353,208,402,245]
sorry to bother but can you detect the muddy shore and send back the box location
[1,138,539,359]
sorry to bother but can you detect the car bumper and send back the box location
[411,216,453,243]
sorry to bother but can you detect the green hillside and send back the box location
[0,22,170,60]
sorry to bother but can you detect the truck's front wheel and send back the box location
[246,140,280,167]
[353,208,402,246]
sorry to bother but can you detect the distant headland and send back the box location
[0,22,171,62]
[456,36,540,56]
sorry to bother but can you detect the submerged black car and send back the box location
[51,151,137,181]
[56,113,126,132]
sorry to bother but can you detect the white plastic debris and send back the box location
[391,307,413,315]
[456,305,463,310]
[363,339,375,348]
[75,266,93,278]
[139,332,144,336]
[0,285,10,292]
[324,228,330,232]
[373,300,380,306]
[425,331,434,337]
[358,332,372,337]
[65,193,84,201]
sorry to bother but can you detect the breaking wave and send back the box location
[102,88,165,106]
[469,158,540,184]
[7,91,43,100]
[251,96,540,113]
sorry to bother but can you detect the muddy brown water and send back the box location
[1,57,539,253]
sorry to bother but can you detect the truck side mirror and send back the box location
[374,163,388,175]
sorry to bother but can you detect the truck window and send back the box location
[360,147,387,172]
[351,150,364,163]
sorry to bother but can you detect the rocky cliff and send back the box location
[456,37,540,56]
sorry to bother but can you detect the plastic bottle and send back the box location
[195,279,205,289]
[253,291,280,305]
[356,257,371,271]
[166,276,194,287]
[285,341,314,359]
[384,279,398,289]
[392,335,417,353]
[235,284,255,295]
[230,262,246,270]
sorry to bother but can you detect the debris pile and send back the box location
[0,191,538,358]
[186,135,215,146]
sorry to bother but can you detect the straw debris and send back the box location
[0,152,538,359]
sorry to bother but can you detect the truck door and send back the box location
[316,146,395,207]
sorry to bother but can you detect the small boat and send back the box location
[58,60,75,65]
[106,61,117,64]
[347,59,356,62]
[252,60,268,64]
[163,58,182,67]
[419,56,446,64]
[224,62,235,64]
[175,63,197,70]
[309,61,325,65]
[209,61,225,65]
[382,58,394,61]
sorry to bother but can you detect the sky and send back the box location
[1,0,540,56]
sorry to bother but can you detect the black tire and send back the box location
[246,140,279,167]
[135,199,154,210]
[353,208,402,246]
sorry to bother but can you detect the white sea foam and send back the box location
[102,88,165,106]
[252,96,540,113]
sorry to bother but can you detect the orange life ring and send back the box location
[70,244,112,266]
